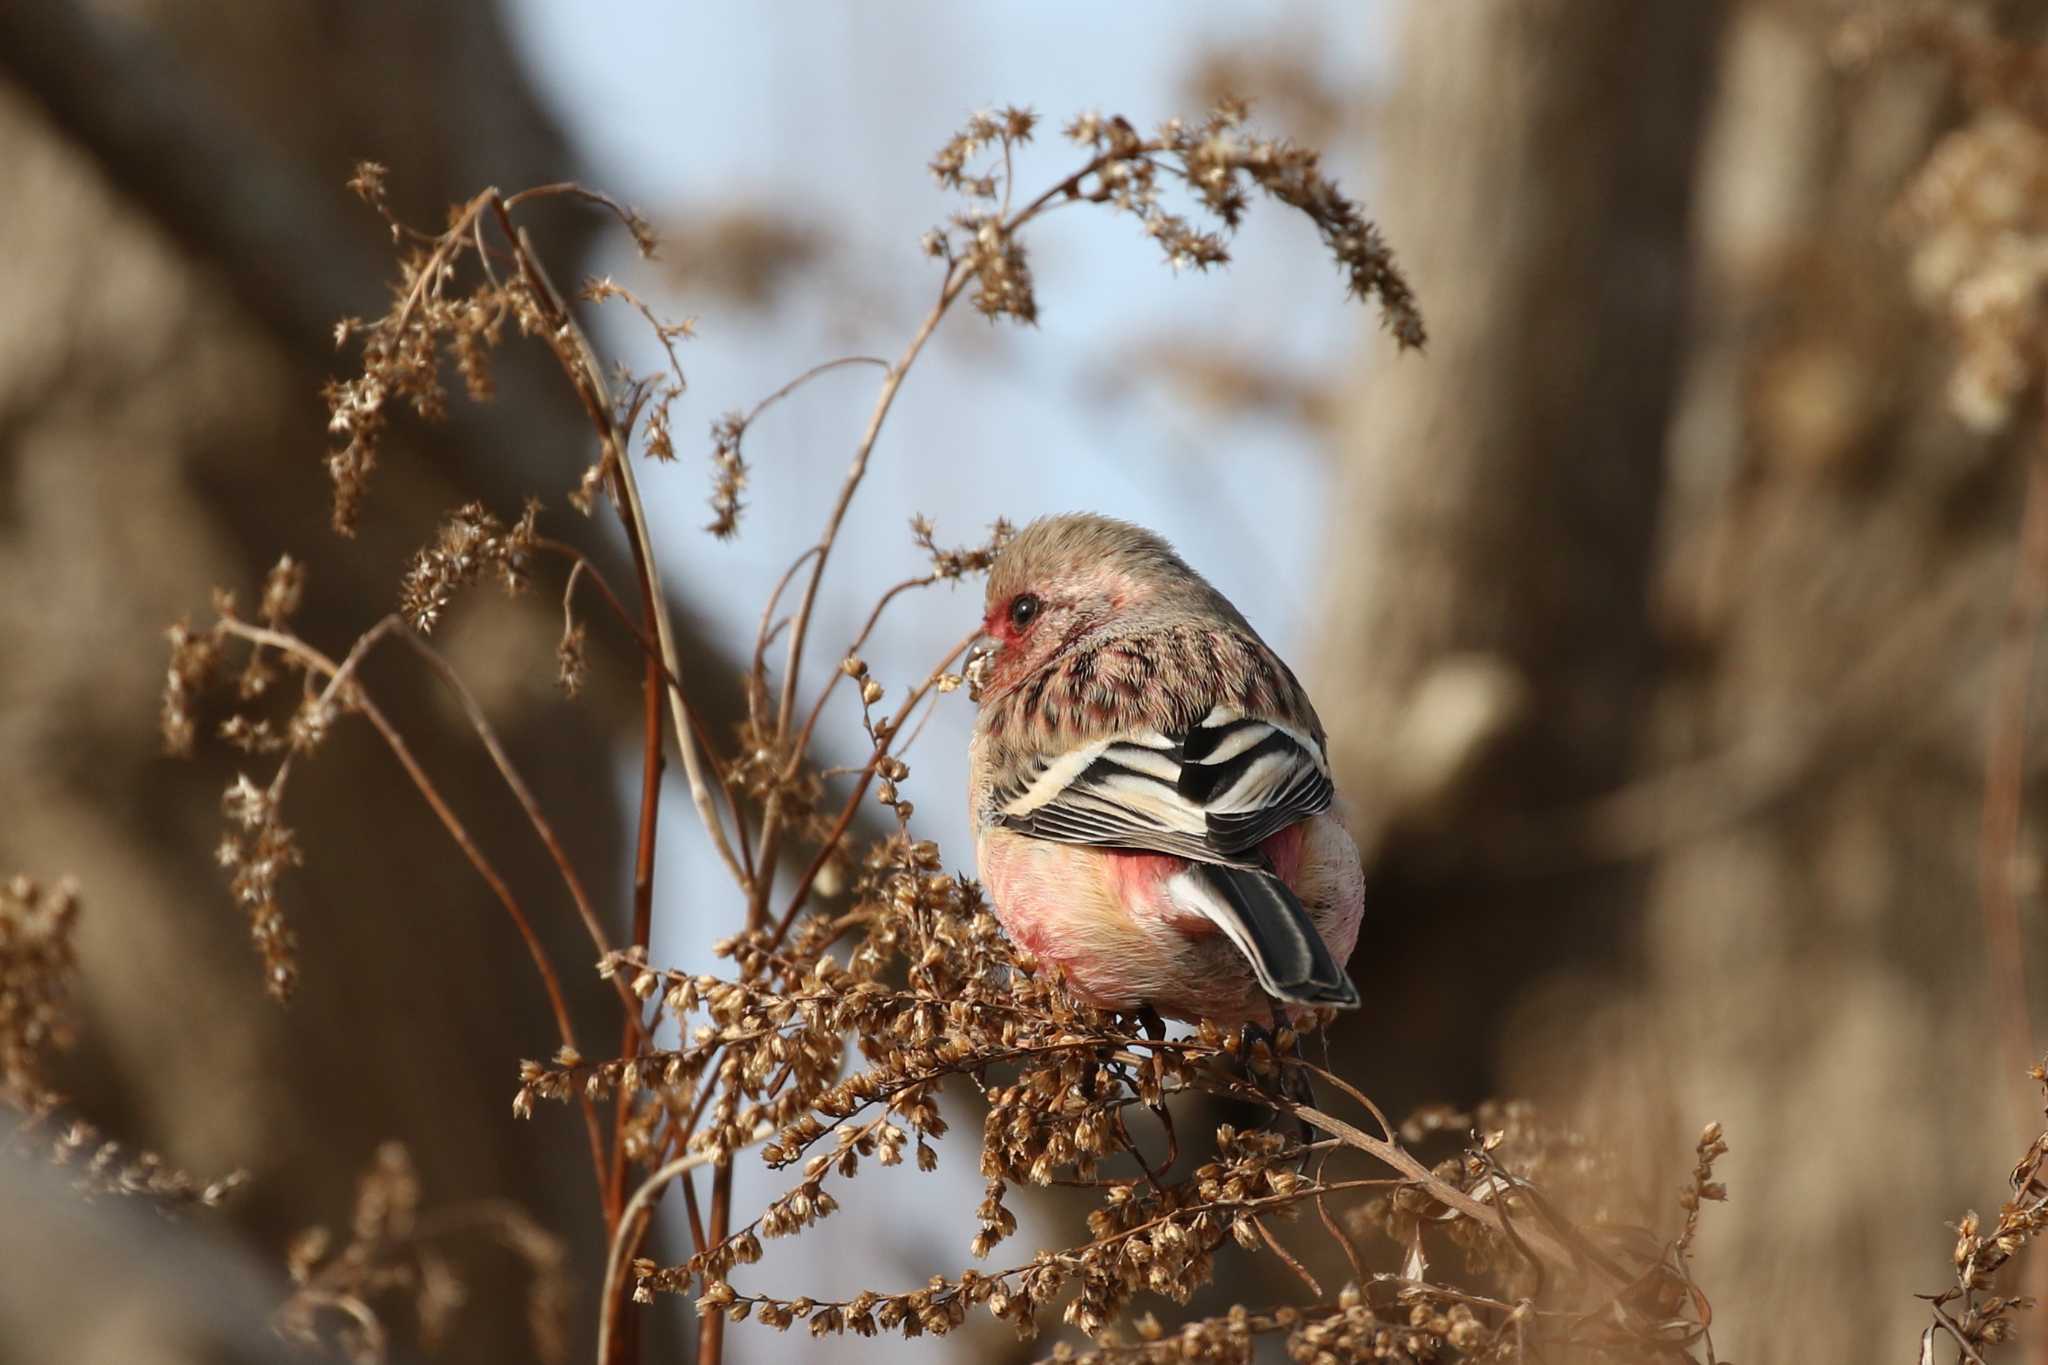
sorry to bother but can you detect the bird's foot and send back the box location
[1134,1004,1168,1042]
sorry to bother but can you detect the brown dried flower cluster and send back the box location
[2,876,245,1209]
[164,567,341,1000]
[0,874,77,1118]
[324,242,506,536]
[276,1142,568,1365]
[399,499,540,632]
[1840,12,2048,431]
[1916,1060,2048,1362]
[923,103,1425,349]
[323,176,657,535]
[913,512,1016,582]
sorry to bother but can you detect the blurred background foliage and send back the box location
[3,2,2047,1361]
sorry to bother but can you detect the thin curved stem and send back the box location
[1279,1100,1589,1280]
[491,204,747,890]
[598,1127,772,1363]
[389,629,622,975]
[752,545,823,733]
[788,572,940,765]
[743,355,889,428]
[750,264,969,928]
[217,619,610,1199]
[610,574,667,1239]
[772,268,966,745]
[769,628,979,946]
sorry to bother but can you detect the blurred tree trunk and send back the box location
[1548,5,2043,1357]
[1321,1,2048,1358]
[1314,0,1723,1103]
[0,5,676,1360]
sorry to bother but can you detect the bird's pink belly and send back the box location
[975,818,1349,1025]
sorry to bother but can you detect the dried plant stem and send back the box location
[1316,1159,1367,1287]
[743,356,891,428]
[700,1161,735,1365]
[388,628,631,999]
[603,610,665,1365]
[770,272,966,746]
[1930,1298,1994,1365]
[790,571,943,763]
[288,1290,388,1358]
[598,1127,774,1365]
[770,628,980,944]
[751,546,820,730]
[1255,1215,1323,1296]
[1281,1101,1586,1278]
[700,267,966,1365]
[484,209,717,1365]
[748,160,1153,922]
[216,619,608,1196]
[347,624,655,1049]
[1984,433,2048,1123]
[542,538,762,904]
[751,265,970,928]
[541,539,641,644]
[492,207,747,890]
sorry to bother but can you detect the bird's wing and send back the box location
[991,705,1333,866]
[991,705,1353,1007]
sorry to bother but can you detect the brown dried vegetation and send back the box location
[22,55,2048,1362]
[1,876,244,1208]
[1836,14,2048,1358]
[276,1142,570,1365]
[163,102,1731,1365]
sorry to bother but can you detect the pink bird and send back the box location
[967,514,1364,1026]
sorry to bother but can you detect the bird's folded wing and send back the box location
[992,706,1333,866]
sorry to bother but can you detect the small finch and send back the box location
[967,513,1364,1026]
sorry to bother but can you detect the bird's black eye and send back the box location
[1008,593,1041,630]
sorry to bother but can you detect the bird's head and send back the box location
[969,513,1225,702]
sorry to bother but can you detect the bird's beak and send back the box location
[964,635,997,702]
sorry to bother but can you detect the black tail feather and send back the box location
[1188,863,1359,1008]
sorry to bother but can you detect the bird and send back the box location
[966,513,1363,1027]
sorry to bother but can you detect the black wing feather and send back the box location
[1188,863,1359,1006]
[995,710,1332,867]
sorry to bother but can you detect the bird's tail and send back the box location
[1182,863,1360,1008]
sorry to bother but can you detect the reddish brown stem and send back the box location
[386,628,656,1043]
[601,594,666,1365]
[680,1168,708,1255]
[490,197,745,888]
[699,1160,733,1365]
[749,263,970,926]
[219,620,609,1199]
[355,690,609,1198]
[768,629,979,948]
[1986,426,2048,1365]
[1984,439,2048,1124]
[789,571,941,767]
